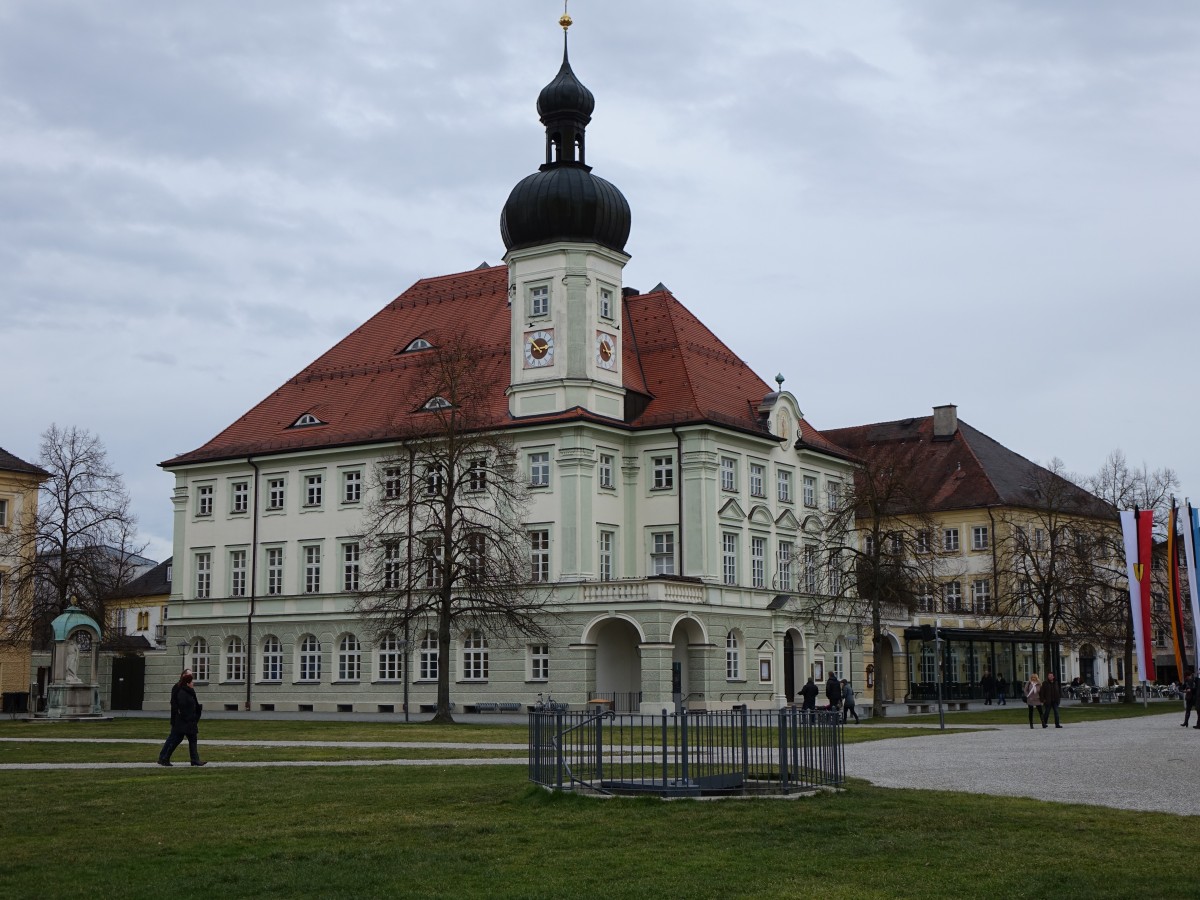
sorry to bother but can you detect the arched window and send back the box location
[378,633,404,682]
[298,635,321,682]
[225,636,246,682]
[261,635,282,682]
[338,634,362,681]
[419,631,438,681]
[462,630,488,681]
[190,638,210,683]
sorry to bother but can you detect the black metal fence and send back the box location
[528,707,844,797]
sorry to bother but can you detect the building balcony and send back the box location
[581,578,706,606]
[154,624,167,645]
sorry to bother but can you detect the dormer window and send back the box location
[423,396,452,410]
[402,338,433,353]
[291,413,324,428]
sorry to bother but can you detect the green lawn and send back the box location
[0,765,1195,899]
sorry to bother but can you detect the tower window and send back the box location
[528,284,550,318]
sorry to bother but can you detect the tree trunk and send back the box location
[871,600,885,718]
[432,594,455,724]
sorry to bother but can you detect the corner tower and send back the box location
[501,13,631,420]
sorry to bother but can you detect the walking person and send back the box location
[1183,671,1198,728]
[826,672,843,713]
[1024,673,1043,729]
[157,672,206,766]
[800,676,819,712]
[996,673,1008,705]
[841,679,860,724]
[1040,672,1062,728]
[980,670,996,706]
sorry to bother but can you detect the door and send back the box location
[110,655,146,710]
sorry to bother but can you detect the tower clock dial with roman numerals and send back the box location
[523,329,555,368]
[595,331,617,370]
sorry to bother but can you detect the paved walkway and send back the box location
[845,711,1200,816]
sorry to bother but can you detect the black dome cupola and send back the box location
[501,16,631,254]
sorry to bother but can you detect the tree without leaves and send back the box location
[807,437,950,717]
[351,333,552,724]
[0,425,146,649]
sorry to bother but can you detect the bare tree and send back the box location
[0,425,146,649]
[1076,450,1180,698]
[989,459,1119,684]
[351,333,551,723]
[808,437,947,717]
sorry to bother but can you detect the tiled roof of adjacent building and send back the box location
[823,415,1116,519]
[121,558,172,597]
[0,447,49,478]
[163,265,851,466]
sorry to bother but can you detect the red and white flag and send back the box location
[1119,508,1156,682]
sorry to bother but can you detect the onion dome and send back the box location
[501,31,631,254]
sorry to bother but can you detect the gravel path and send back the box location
[844,711,1200,816]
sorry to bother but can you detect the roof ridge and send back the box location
[954,420,1004,504]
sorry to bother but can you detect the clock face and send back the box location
[595,331,617,370]
[524,329,555,368]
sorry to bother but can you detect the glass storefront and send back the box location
[904,628,1061,702]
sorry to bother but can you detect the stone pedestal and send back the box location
[46,682,102,718]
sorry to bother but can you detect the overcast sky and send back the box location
[3,1,1197,562]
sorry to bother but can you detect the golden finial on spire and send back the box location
[560,0,572,32]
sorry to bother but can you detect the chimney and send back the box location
[932,404,958,440]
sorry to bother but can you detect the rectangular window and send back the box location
[231,481,249,514]
[343,542,360,592]
[226,640,246,682]
[972,526,989,551]
[468,458,487,492]
[530,452,550,487]
[598,453,615,489]
[424,538,443,589]
[304,545,321,594]
[378,636,403,681]
[826,481,842,511]
[751,536,766,588]
[230,549,247,598]
[804,544,818,594]
[195,553,211,599]
[530,644,550,681]
[266,547,283,596]
[1034,528,1046,551]
[384,467,403,500]
[196,485,213,517]
[777,541,793,591]
[305,473,323,507]
[917,586,935,614]
[972,578,992,613]
[943,581,963,613]
[720,457,737,492]
[262,639,282,682]
[599,530,614,581]
[722,533,738,585]
[529,284,549,317]
[915,530,931,554]
[777,469,792,503]
[424,465,444,497]
[864,533,876,556]
[889,533,903,555]
[652,455,674,490]
[383,541,402,591]
[0,498,8,528]
[829,552,842,595]
[268,478,285,511]
[342,470,362,504]
[420,633,439,681]
[749,463,766,498]
[599,287,613,320]
[943,528,960,552]
[803,475,816,507]
[530,530,550,583]
[651,531,675,575]
[466,532,486,584]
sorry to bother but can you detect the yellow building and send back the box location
[0,447,49,712]
[102,558,172,710]
[825,405,1120,708]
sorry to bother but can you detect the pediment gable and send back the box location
[747,504,774,526]
[718,497,746,521]
[775,509,800,531]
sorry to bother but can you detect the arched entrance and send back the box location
[782,628,805,703]
[1079,644,1096,686]
[592,617,643,712]
[875,633,898,703]
[670,617,706,712]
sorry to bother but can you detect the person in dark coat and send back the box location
[980,671,996,706]
[1040,672,1062,728]
[826,673,842,712]
[158,672,206,766]
[799,676,819,711]
[841,679,860,724]
[1183,671,1198,728]
[996,674,1008,705]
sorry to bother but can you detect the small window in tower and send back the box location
[290,413,325,428]
[401,338,433,353]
